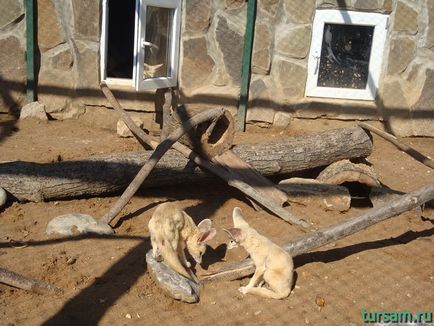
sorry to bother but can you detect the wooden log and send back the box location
[201,181,434,282]
[0,126,372,202]
[167,105,235,158]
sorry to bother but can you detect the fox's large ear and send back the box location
[223,228,243,241]
[197,218,212,231]
[197,228,217,244]
[232,207,249,228]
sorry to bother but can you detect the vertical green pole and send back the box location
[25,0,36,103]
[237,0,256,132]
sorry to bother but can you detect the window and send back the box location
[305,10,389,101]
[100,0,181,90]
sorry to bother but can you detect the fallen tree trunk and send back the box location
[0,267,63,294]
[201,181,434,282]
[0,126,372,202]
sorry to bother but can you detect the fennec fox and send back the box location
[148,202,216,282]
[224,207,294,299]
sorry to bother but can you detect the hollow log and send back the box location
[166,106,235,158]
[0,126,372,202]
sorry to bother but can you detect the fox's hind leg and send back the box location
[150,234,163,262]
[239,265,265,294]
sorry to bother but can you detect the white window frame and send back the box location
[305,9,389,101]
[100,0,181,90]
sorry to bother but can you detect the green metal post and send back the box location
[25,0,36,103]
[237,0,256,132]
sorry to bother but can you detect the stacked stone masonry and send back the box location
[0,0,432,136]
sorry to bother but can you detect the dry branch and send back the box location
[0,267,63,294]
[358,122,434,169]
[201,181,434,282]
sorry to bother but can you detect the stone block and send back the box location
[0,0,23,29]
[20,101,48,120]
[252,23,272,74]
[411,68,434,137]
[259,0,280,17]
[382,0,393,13]
[284,0,315,24]
[37,0,65,51]
[224,0,245,10]
[72,1,100,41]
[273,59,307,98]
[394,1,418,34]
[215,16,243,84]
[48,44,74,70]
[380,80,412,136]
[185,0,211,32]
[75,41,100,94]
[0,36,25,113]
[316,0,351,8]
[425,1,434,49]
[275,25,311,59]
[180,37,215,90]
[387,36,416,75]
[353,0,381,10]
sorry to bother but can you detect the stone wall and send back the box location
[1,0,433,136]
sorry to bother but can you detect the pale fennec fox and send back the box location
[224,207,294,299]
[148,202,216,282]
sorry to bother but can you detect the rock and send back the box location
[283,0,315,24]
[0,187,7,208]
[316,0,351,8]
[180,37,215,90]
[393,1,418,34]
[185,0,211,32]
[259,0,280,17]
[37,0,65,51]
[369,187,404,208]
[50,45,74,70]
[275,25,312,59]
[382,0,393,12]
[425,2,434,48]
[146,251,200,303]
[75,41,100,95]
[353,0,381,10]
[72,0,100,41]
[0,0,23,29]
[46,213,114,236]
[247,79,275,125]
[252,23,272,75]
[412,68,434,137]
[380,80,411,136]
[0,36,26,113]
[273,59,307,98]
[278,178,351,212]
[273,111,292,128]
[19,101,48,120]
[387,36,416,75]
[117,116,144,138]
[224,0,245,10]
[215,16,243,84]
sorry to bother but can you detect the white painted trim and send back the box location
[100,0,109,81]
[305,9,389,101]
[134,0,181,90]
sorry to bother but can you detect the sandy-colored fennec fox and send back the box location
[224,207,294,299]
[148,202,216,282]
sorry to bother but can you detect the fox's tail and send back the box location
[159,244,198,283]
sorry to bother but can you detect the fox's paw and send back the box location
[239,286,249,294]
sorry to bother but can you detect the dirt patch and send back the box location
[0,116,433,325]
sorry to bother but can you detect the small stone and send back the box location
[20,101,48,121]
[125,313,132,319]
[117,117,144,138]
[254,310,262,316]
[66,257,77,265]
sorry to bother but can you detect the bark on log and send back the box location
[201,181,434,282]
[167,106,235,158]
[0,267,63,294]
[0,126,372,202]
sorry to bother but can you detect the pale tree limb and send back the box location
[201,181,434,282]
[358,122,434,169]
[101,107,225,225]
[100,83,312,230]
[0,267,63,294]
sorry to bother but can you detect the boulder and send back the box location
[19,101,48,120]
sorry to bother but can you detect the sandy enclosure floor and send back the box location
[0,116,433,325]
